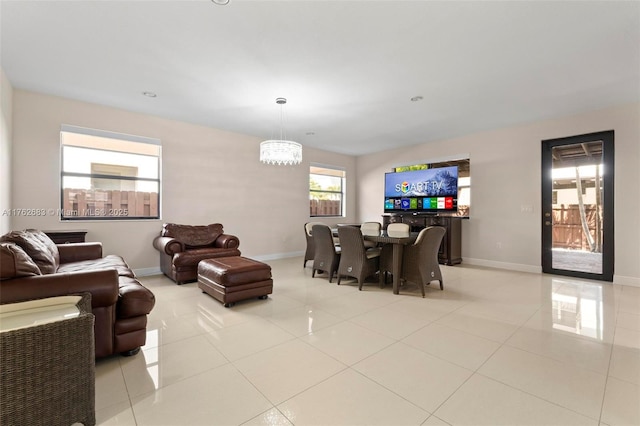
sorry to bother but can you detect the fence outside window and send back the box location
[310,165,345,217]
[60,125,161,220]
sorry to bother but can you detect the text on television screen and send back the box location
[384,166,458,198]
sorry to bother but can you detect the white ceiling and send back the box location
[1,0,638,156]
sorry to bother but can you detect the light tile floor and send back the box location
[96,257,640,426]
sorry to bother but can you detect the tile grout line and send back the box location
[597,287,622,426]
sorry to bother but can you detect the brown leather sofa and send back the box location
[152,223,241,284]
[0,229,155,358]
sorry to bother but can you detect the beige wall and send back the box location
[10,89,356,273]
[357,103,640,285]
[0,69,12,234]
[7,84,640,285]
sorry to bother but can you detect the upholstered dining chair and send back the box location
[360,222,382,249]
[336,226,381,290]
[311,224,341,283]
[400,226,446,297]
[303,222,324,267]
[379,222,411,284]
[386,222,410,237]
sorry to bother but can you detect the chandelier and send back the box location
[260,98,302,166]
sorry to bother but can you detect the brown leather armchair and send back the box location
[152,223,241,284]
[0,230,155,358]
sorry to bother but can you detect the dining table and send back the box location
[363,231,418,295]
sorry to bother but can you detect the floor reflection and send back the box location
[143,329,160,390]
[94,259,639,425]
[551,279,604,340]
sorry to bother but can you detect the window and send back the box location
[310,165,345,217]
[60,125,161,220]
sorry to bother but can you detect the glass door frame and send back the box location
[541,130,614,282]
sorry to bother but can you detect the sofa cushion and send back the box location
[172,247,242,269]
[0,242,42,280]
[162,223,223,248]
[57,255,135,278]
[0,230,59,274]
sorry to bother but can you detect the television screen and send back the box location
[384,166,458,213]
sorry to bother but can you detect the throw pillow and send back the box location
[0,242,42,280]
[25,229,60,270]
[0,230,58,274]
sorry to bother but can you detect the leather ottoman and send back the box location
[197,257,272,307]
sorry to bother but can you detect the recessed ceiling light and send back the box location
[410,96,423,102]
[142,91,157,98]
[211,0,229,4]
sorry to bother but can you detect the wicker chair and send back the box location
[386,222,410,237]
[360,221,381,249]
[311,224,341,283]
[380,222,411,284]
[0,293,95,426]
[400,226,446,297]
[336,226,381,290]
[303,222,324,267]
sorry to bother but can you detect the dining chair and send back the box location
[379,222,411,284]
[336,226,381,290]
[311,224,341,283]
[386,222,410,237]
[401,226,446,297]
[303,221,324,268]
[360,221,381,249]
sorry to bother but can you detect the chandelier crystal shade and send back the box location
[260,140,302,165]
[260,98,302,165]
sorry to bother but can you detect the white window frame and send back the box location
[310,164,345,218]
[60,125,161,221]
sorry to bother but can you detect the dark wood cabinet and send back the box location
[424,216,462,266]
[44,230,87,244]
[382,214,462,265]
[401,216,425,229]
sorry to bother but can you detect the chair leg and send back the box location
[420,281,426,298]
[439,280,444,290]
[312,269,316,278]
[337,275,342,285]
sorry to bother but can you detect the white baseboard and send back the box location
[464,258,640,287]
[614,275,640,288]
[134,254,640,288]
[462,258,542,274]
[250,251,304,262]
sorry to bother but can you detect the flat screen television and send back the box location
[384,165,458,214]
